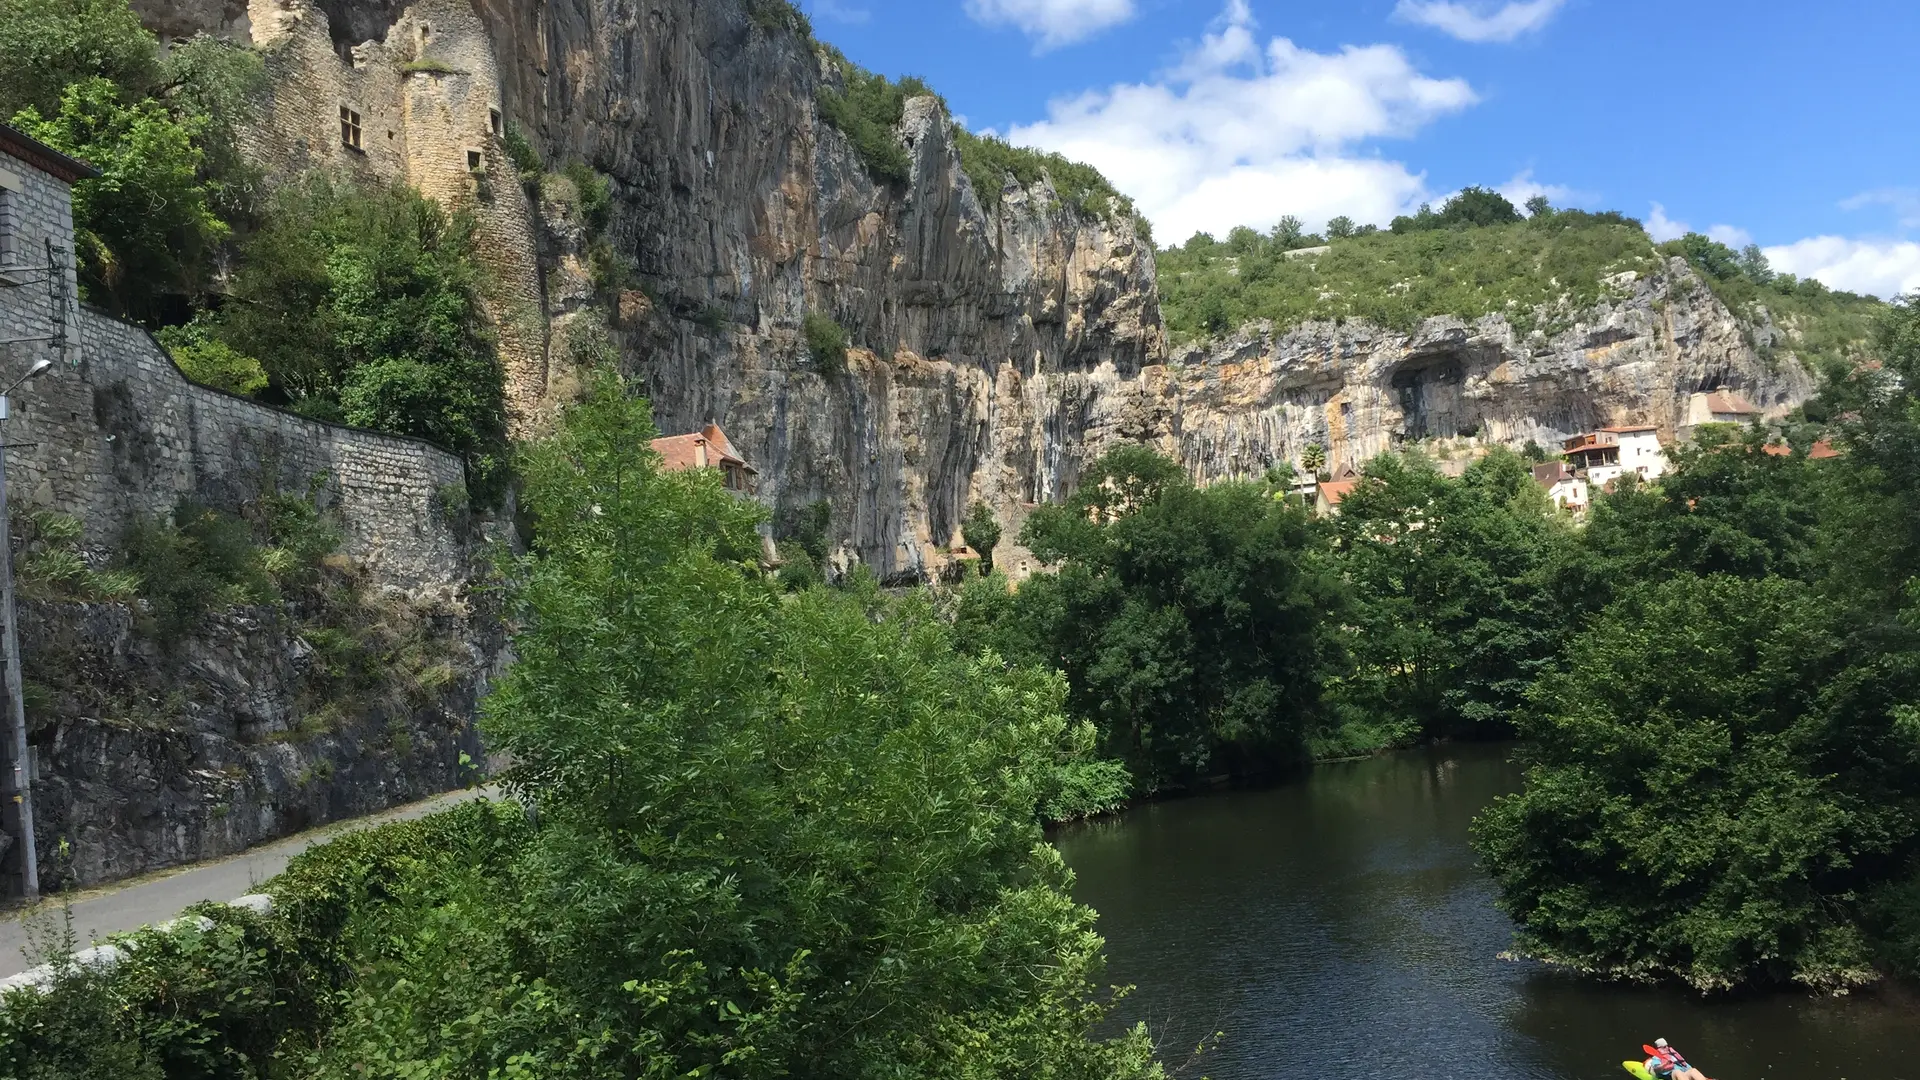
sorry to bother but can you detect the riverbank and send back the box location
[1053,745,1920,1080]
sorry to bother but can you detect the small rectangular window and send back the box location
[489,108,502,136]
[0,188,15,266]
[466,149,482,170]
[339,106,362,150]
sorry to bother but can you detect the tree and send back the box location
[1473,573,1918,992]
[1300,443,1327,477]
[208,175,509,496]
[960,500,1001,574]
[1438,186,1522,228]
[1524,195,1553,219]
[1325,215,1356,240]
[996,446,1343,788]
[311,376,1167,1079]
[1738,242,1774,284]
[1270,215,1306,248]
[0,0,158,118]
[14,78,227,320]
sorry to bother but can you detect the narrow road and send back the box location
[0,786,494,979]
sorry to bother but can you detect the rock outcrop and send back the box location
[148,0,1813,581]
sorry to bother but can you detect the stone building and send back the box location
[241,0,551,432]
[1563,425,1667,489]
[651,423,757,495]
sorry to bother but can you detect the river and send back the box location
[1053,743,1920,1080]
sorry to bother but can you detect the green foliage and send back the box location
[203,174,509,500]
[960,500,1001,574]
[1159,213,1661,341]
[1659,231,1884,377]
[1330,449,1570,740]
[1473,574,1902,992]
[13,79,228,319]
[501,126,541,183]
[558,160,612,232]
[746,0,810,36]
[1,3,263,319]
[1390,186,1523,232]
[802,311,849,375]
[156,319,268,395]
[0,0,158,119]
[815,49,930,185]
[951,127,1145,235]
[399,56,460,75]
[15,510,138,601]
[1469,299,1920,991]
[965,445,1343,791]
[266,376,1164,1078]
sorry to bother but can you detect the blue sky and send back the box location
[801,0,1920,296]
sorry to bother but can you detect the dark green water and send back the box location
[1053,744,1920,1080]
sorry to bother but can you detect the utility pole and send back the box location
[0,359,51,902]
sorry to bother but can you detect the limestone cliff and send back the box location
[142,0,1813,581]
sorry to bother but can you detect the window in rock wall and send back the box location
[467,148,482,170]
[489,108,502,136]
[339,106,362,151]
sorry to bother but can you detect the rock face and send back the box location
[21,599,489,889]
[150,0,1811,580]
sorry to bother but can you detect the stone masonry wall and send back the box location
[0,137,492,893]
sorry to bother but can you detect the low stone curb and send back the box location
[0,892,275,995]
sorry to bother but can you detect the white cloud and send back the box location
[1841,187,1920,229]
[1392,0,1566,43]
[1498,169,1576,214]
[1765,236,1920,299]
[810,0,869,23]
[1644,203,1750,247]
[963,0,1136,50]
[1001,1,1478,241]
[1708,224,1753,248]
[1646,202,1687,242]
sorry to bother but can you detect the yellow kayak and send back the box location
[1622,1063,1657,1080]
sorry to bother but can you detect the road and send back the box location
[0,786,492,978]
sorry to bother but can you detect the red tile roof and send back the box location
[1598,424,1658,433]
[1318,480,1359,507]
[1533,462,1575,485]
[1809,440,1841,459]
[650,423,755,474]
[1702,390,1759,416]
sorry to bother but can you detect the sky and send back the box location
[799,0,1920,297]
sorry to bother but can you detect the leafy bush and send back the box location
[203,174,510,502]
[960,499,1000,574]
[802,311,848,375]
[951,127,1146,237]
[156,320,267,395]
[746,0,811,35]
[558,160,611,232]
[1390,186,1523,233]
[816,48,929,185]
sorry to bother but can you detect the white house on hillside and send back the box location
[1563,425,1667,489]
[1532,461,1589,514]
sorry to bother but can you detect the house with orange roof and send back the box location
[1315,478,1359,516]
[1687,389,1762,427]
[650,423,756,494]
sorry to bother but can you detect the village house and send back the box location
[1531,460,1589,514]
[1562,425,1667,489]
[1687,389,1762,427]
[1314,478,1359,516]
[650,423,756,494]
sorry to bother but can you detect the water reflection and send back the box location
[1053,744,1918,1080]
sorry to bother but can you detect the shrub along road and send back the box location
[0,786,492,978]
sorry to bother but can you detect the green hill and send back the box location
[1157,191,1883,376]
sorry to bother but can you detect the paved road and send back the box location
[0,787,492,978]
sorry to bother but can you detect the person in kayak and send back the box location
[1645,1038,1714,1080]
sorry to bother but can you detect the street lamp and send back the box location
[1,354,53,901]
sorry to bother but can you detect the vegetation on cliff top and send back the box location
[814,47,1144,235]
[1159,187,1882,365]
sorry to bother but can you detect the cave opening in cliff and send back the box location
[1389,354,1470,442]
